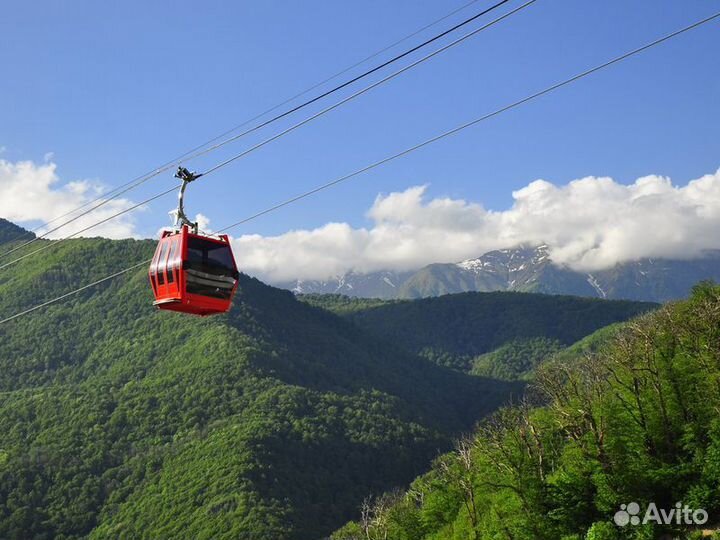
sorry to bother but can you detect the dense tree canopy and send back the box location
[305,291,655,373]
[332,283,720,539]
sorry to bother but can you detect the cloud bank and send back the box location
[3,157,719,281]
[0,159,139,239]
[234,168,720,282]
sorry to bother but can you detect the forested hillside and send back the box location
[303,292,656,372]
[0,222,660,539]
[0,232,523,540]
[0,218,32,245]
[332,283,720,539]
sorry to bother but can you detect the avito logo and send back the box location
[613,501,708,527]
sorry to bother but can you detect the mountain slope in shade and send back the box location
[0,218,33,244]
[325,291,655,364]
[278,245,720,303]
[591,256,720,302]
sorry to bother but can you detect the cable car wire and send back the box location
[0,189,177,272]
[0,9,717,326]
[1,168,176,260]
[3,0,488,247]
[0,0,511,257]
[0,0,534,273]
[213,12,720,232]
[202,0,533,175]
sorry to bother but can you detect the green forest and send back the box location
[303,292,654,373]
[332,283,720,539]
[0,224,675,539]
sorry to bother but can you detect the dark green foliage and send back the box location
[0,219,33,245]
[298,293,390,315]
[471,337,563,380]
[550,322,623,365]
[0,236,523,540]
[313,291,655,372]
[332,283,720,539]
[345,292,655,356]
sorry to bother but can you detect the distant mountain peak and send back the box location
[457,245,550,276]
[278,243,720,303]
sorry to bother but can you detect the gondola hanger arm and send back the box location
[174,166,204,233]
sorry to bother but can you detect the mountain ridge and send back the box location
[303,291,656,372]
[279,245,720,303]
[0,218,33,244]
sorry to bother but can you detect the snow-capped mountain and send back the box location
[276,246,720,303]
[397,245,599,299]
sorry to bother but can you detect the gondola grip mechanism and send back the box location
[173,166,203,233]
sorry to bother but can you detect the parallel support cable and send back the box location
[1,10,717,325]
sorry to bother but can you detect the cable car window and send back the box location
[156,241,168,285]
[185,237,236,299]
[170,236,182,266]
[187,237,235,275]
[150,243,161,275]
[167,238,177,284]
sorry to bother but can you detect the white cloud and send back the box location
[195,213,211,232]
[5,158,719,280]
[0,159,139,239]
[234,168,720,282]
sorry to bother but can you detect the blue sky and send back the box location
[1,0,719,279]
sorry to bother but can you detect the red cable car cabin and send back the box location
[149,225,239,316]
